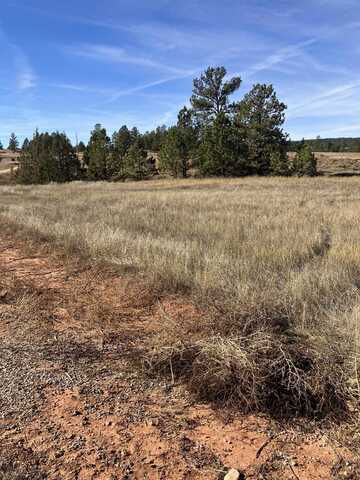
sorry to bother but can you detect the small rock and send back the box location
[224,469,240,480]
[0,289,8,299]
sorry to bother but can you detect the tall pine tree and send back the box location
[87,124,111,180]
[123,141,150,180]
[191,67,241,125]
[198,112,248,176]
[8,133,19,152]
[159,107,197,178]
[236,84,288,175]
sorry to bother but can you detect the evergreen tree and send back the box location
[0,139,3,150]
[8,133,19,152]
[270,150,291,176]
[21,138,30,151]
[107,126,134,179]
[123,141,150,180]
[292,144,317,176]
[87,124,111,180]
[159,127,183,177]
[130,127,141,145]
[142,126,167,151]
[153,125,167,151]
[77,141,86,152]
[17,131,81,184]
[237,84,288,175]
[198,113,248,176]
[112,125,132,158]
[191,67,241,125]
[159,107,198,178]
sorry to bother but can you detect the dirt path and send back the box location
[0,232,357,479]
[0,167,16,175]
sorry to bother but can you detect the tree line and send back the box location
[14,66,317,184]
[290,137,360,153]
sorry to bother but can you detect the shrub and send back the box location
[270,150,291,176]
[292,144,317,176]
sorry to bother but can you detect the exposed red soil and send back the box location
[0,232,358,479]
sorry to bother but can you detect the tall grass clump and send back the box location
[1,177,360,416]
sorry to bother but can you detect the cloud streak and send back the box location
[51,70,198,105]
[242,38,318,79]
[0,25,37,91]
[65,44,192,76]
[288,81,360,118]
[13,46,37,90]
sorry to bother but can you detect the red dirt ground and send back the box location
[0,232,358,479]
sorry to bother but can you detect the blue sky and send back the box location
[0,0,359,144]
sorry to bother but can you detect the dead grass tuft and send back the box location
[144,319,349,417]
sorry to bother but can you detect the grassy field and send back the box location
[1,177,360,416]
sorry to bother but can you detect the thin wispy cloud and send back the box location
[0,25,37,92]
[288,81,360,118]
[50,83,116,96]
[51,71,199,106]
[13,46,37,90]
[243,38,318,79]
[1,0,360,141]
[65,44,192,76]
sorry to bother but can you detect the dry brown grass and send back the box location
[1,177,360,416]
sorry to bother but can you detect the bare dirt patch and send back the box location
[0,232,358,479]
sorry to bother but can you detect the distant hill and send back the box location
[289,137,360,153]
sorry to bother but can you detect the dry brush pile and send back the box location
[1,177,360,417]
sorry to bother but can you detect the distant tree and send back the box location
[178,106,197,145]
[123,141,150,180]
[292,144,317,176]
[236,84,288,175]
[159,127,183,177]
[107,126,133,179]
[130,127,141,144]
[191,66,241,124]
[21,138,30,151]
[8,133,19,152]
[112,125,132,158]
[87,124,111,180]
[77,141,86,153]
[198,112,248,176]
[160,107,198,178]
[0,139,3,150]
[143,125,167,151]
[17,131,81,184]
[153,125,167,151]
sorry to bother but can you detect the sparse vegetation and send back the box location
[1,176,360,417]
